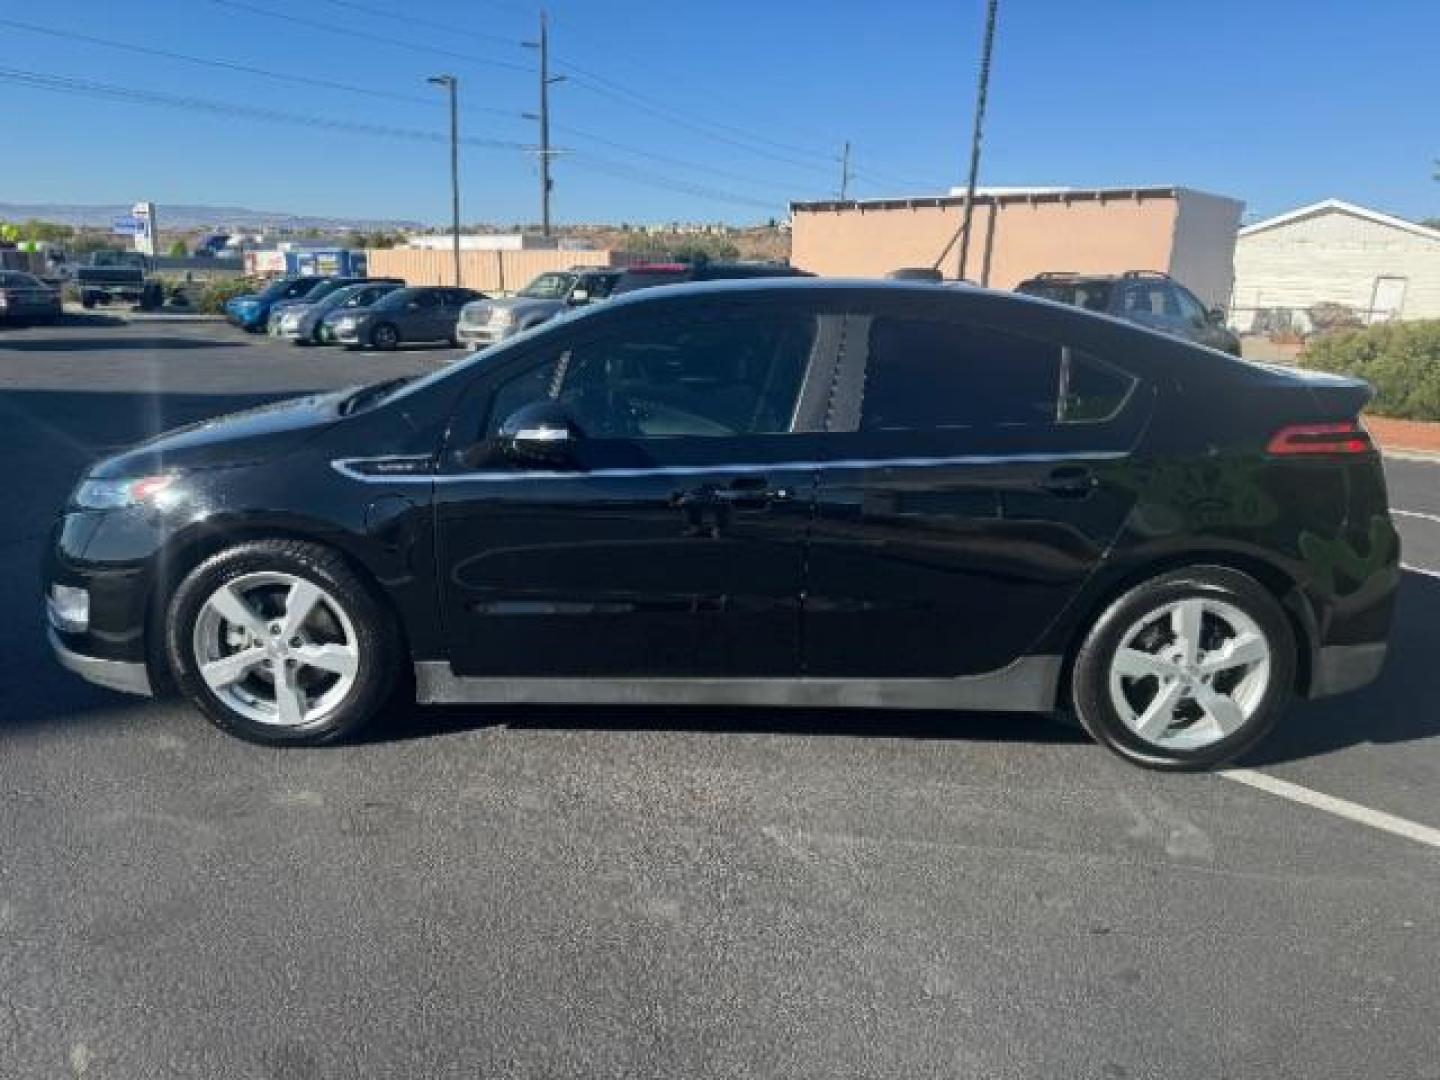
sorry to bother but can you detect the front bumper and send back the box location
[333,324,364,344]
[457,323,509,346]
[48,626,152,696]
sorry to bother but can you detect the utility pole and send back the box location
[932,0,999,278]
[524,12,565,236]
[427,74,461,286]
[839,141,853,200]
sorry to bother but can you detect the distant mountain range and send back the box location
[0,202,423,232]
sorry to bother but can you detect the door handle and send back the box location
[1040,466,1097,498]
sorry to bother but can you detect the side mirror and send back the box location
[494,400,581,468]
[568,288,590,305]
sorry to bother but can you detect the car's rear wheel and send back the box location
[1070,566,1295,770]
[165,540,400,746]
[371,323,400,350]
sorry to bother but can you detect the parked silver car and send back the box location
[456,268,621,349]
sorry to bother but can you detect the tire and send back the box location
[165,540,401,746]
[1070,565,1295,771]
[371,322,400,351]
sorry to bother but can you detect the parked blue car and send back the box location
[224,276,332,332]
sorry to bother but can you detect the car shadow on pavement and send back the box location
[1,336,238,352]
[368,700,1085,749]
[1237,568,1440,767]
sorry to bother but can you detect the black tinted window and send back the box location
[487,313,816,438]
[860,317,1132,430]
[861,317,1062,431]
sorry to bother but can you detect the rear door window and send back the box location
[858,316,1134,431]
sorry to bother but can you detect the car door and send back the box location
[405,289,443,339]
[804,300,1153,679]
[433,297,841,678]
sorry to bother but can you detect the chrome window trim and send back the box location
[332,450,1127,485]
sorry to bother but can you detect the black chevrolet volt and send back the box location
[45,280,1399,769]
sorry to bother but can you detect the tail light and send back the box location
[1266,421,1372,456]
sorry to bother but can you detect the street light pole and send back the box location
[428,74,461,287]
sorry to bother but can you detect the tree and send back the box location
[1423,218,1440,231]
[168,239,190,258]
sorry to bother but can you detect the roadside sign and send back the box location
[131,201,157,256]
[111,217,143,235]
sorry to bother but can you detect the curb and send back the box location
[1382,448,1440,464]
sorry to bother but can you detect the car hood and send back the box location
[88,390,351,479]
[469,296,563,318]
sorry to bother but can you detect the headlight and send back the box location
[490,308,515,325]
[73,474,181,511]
[335,315,358,329]
[281,310,302,327]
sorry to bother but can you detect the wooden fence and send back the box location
[365,247,638,293]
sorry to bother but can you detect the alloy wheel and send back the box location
[1107,597,1272,751]
[191,571,360,730]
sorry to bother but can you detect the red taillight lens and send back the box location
[1266,421,1372,456]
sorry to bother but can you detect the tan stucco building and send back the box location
[790,185,1244,308]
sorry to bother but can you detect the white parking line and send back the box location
[1392,508,1440,526]
[1221,768,1440,850]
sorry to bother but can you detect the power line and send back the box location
[205,0,938,191]
[207,0,534,74]
[0,66,534,152]
[0,65,790,214]
[564,155,781,212]
[0,15,525,117]
[553,124,809,198]
[3,13,801,202]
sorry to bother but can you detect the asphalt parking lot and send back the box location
[2,317,1437,1079]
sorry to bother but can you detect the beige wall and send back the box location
[790,190,1243,308]
[366,247,631,293]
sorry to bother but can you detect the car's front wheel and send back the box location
[165,540,400,745]
[1070,566,1296,770]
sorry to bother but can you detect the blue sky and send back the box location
[2,0,1437,226]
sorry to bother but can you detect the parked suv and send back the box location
[457,268,621,349]
[46,280,1396,769]
[1015,271,1242,355]
[611,261,810,296]
[330,286,486,350]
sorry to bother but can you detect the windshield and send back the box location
[518,272,576,299]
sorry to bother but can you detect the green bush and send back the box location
[195,277,259,315]
[1299,320,1440,421]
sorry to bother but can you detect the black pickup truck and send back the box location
[76,251,164,310]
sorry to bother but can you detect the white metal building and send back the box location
[1230,199,1440,330]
